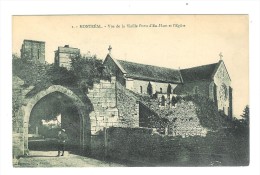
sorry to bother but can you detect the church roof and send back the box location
[116,59,183,84]
[180,62,219,82]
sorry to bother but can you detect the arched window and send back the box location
[160,88,162,93]
[220,84,228,100]
[140,86,143,93]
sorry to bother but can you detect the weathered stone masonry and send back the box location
[13,74,141,158]
[87,77,119,135]
[87,77,140,135]
[20,39,45,64]
[116,82,139,127]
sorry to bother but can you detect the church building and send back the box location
[174,59,232,117]
[103,47,232,117]
[103,54,183,96]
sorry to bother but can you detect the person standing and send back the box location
[57,129,68,156]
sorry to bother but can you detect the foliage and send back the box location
[13,55,77,90]
[71,54,111,88]
[147,81,153,96]
[171,96,178,106]
[137,93,227,131]
[105,126,249,166]
[12,54,49,86]
[12,53,110,97]
[182,95,227,130]
[12,53,108,124]
[167,84,172,95]
[48,66,78,86]
[241,105,249,125]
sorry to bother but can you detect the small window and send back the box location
[160,88,162,93]
[221,84,228,100]
[140,86,143,93]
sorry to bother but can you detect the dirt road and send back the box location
[16,151,125,167]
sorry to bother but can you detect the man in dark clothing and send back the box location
[57,129,68,156]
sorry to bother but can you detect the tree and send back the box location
[171,96,178,107]
[241,105,249,125]
[161,95,166,106]
[167,84,172,96]
[71,54,106,87]
[147,81,153,96]
[47,66,78,86]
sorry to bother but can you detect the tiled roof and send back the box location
[116,59,182,84]
[180,62,219,82]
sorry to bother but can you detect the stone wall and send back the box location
[13,75,35,159]
[116,82,139,127]
[92,126,247,166]
[87,77,119,135]
[13,133,25,159]
[13,74,141,158]
[167,100,208,137]
[12,76,34,132]
[87,78,140,135]
[138,95,208,137]
[106,127,161,164]
[21,40,45,64]
[88,78,140,157]
[13,81,90,157]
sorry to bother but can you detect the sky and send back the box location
[12,15,249,118]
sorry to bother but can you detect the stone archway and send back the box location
[21,85,91,154]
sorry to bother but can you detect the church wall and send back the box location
[209,81,215,101]
[127,78,177,95]
[103,56,126,86]
[174,80,211,98]
[213,61,231,116]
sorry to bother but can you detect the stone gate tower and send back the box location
[20,39,45,64]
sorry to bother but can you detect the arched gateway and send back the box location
[21,85,91,154]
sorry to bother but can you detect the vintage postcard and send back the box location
[12,15,249,167]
